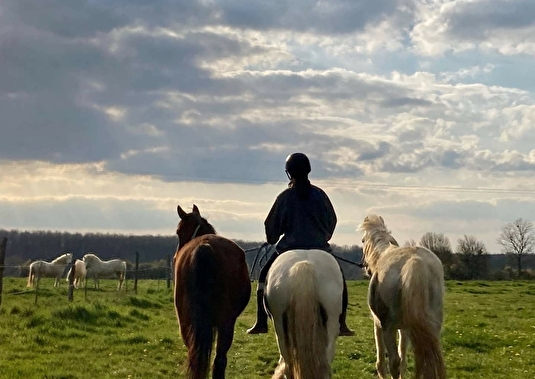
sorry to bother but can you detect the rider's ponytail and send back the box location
[289,178,311,200]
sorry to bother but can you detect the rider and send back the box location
[247,152,355,336]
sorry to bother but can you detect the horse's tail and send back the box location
[27,264,35,287]
[185,244,217,379]
[286,261,329,379]
[401,256,446,379]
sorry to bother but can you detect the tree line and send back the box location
[407,218,535,280]
[1,217,534,280]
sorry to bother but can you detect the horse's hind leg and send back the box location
[398,329,409,379]
[271,356,287,379]
[383,326,401,379]
[373,320,387,379]
[213,321,236,379]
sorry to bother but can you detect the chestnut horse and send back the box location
[174,204,251,379]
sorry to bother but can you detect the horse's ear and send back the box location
[192,204,203,223]
[379,216,384,224]
[364,216,369,222]
[177,205,187,219]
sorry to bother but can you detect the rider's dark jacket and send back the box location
[264,183,337,253]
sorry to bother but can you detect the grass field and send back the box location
[0,278,534,378]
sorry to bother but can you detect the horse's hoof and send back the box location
[339,328,355,337]
[246,326,268,334]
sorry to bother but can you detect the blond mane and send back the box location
[357,214,446,379]
[358,214,399,273]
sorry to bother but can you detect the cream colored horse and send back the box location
[359,215,445,379]
[27,253,73,288]
[83,253,127,290]
[265,249,343,379]
[66,259,87,288]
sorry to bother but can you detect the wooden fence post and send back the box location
[0,237,7,307]
[34,278,39,305]
[84,272,88,300]
[166,254,171,289]
[67,258,76,302]
[134,251,139,295]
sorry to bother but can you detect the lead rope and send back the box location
[191,224,201,239]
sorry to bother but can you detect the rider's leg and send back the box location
[339,270,355,336]
[247,252,278,334]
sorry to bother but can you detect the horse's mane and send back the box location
[358,215,399,273]
[51,253,71,264]
[84,253,101,262]
[199,216,217,235]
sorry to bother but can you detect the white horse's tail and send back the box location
[401,256,446,379]
[27,264,35,287]
[117,261,127,290]
[286,261,329,379]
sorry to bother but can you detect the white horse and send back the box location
[27,252,73,288]
[83,253,127,290]
[265,249,343,379]
[65,259,87,289]
[359,215,446,379]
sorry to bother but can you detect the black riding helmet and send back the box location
[285,153,311,180]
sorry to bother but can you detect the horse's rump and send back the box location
[266,250,342,379]
[174,234,251,379]
[399,251,445,379]
[177,243,217,379]
[287,261,329,378]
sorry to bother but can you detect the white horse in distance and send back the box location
[359,215,446,379]
[65,259,87,288]
[265,249,343,379]
[83,253,127,290]
[27,252,73,288]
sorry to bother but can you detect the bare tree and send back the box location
[420,232,453,277]
[455,235,489,280]
[403,239,417,247]
[497,218,535,276]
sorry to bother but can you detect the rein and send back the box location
[177,223,203,251]
[330,252,366,268]
[191,224,201,239]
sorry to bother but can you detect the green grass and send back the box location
[0,278,534,378]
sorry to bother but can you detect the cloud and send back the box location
[215,0,401,35]
[411,0,535,56]
[2,0,535,255]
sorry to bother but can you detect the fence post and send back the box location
[166,254,171,289]
[134,251,139,295]
[0,237,7,307]
[67,258,76,302]
[34,278,39,305]
[84,271,88,300]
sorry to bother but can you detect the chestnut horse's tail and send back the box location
[186,244,217,379]
[401,256,446,379]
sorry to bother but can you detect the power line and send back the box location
[2,160,534,195]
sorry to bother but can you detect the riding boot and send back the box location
[339,278,355,336]
[247,289,268,334]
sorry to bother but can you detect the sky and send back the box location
[1,0,535,254]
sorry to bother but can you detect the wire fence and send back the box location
[0,239,364,306]
[0,242,270,305]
